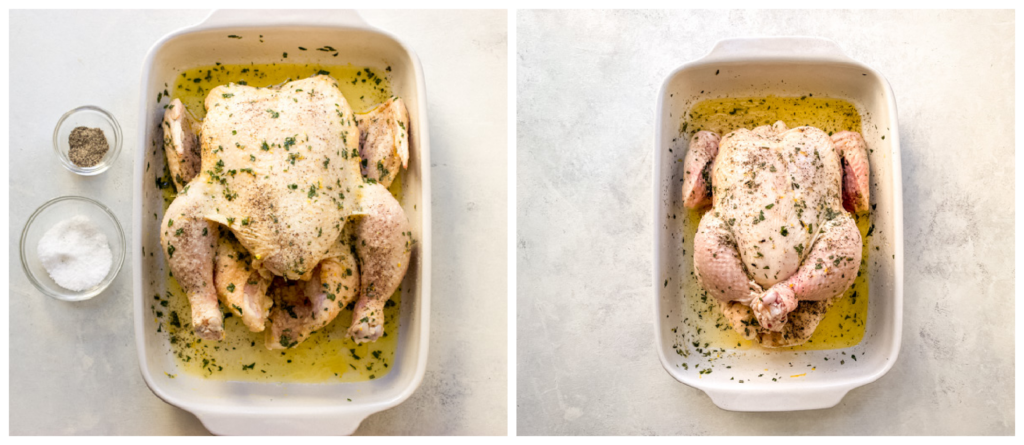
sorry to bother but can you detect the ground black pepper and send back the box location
[68,126,108,167]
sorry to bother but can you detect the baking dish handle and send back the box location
[702,385,854,411]
[700,37,856,64]
[194,410,371,436]
[192,9,371,31]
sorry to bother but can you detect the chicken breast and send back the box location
[197,75,364,280]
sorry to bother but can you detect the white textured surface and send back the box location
[10,9,507,435]
[517,10,1014,435]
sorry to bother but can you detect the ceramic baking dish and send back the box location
[653,37,903,411]
[132,10,431,434]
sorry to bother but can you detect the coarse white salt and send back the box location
[37,215,112,291]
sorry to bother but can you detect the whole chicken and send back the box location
[682,121,869,338]
[159,75,412,346]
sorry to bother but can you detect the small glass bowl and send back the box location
[20,196,126,301]
[53,105,122,175]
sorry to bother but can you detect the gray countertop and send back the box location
[10,9,508,435]
[516,9,1014,435]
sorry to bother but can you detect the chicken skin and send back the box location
[683,121,869,338]
[160,75,412,346]
[214,229,273,333]
[265,225,360,349]
[161,100,227,340]
[357,97,410,188]
[161,98,202,191]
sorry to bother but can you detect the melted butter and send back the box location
[154,278,400,382]
[677,95,869,351]
[152,63,402,382]
[682,95,862,136]
[171,63,393,119]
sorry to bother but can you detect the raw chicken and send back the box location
[161,98,202,191]
[161,102,228,340]
[160,193,222,340]
[265,226,360,349]
[357,97,410,188]
[194,75,363,281]
[160,75,412,345]
[214,229,272,332]
[348,183,413,342]
[683,121,869,339]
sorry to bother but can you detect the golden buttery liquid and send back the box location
[680,95,871,351]
[151,63,402,382]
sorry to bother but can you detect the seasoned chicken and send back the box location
[833,131,871,213]
[162,98,202,191]
[214,229,272,332]
[357,97,410,188]
[162,103,268,339]
[683,121,869,341]
[265,182,412,346]
[196,75,363,280]
[717,298,836,347]
[264,276,316,349]
[160,74,412,346]
[348,182,413,342]
[161,194,222,340]
[265,226,360,349]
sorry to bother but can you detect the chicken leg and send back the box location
[759,212,861,317]
[214,229,273,332]
[318,225,362,318]
[696,210,862,332]
[164,98,274,337]
[264,226,361,349]
[693,212,765,306]
[348,183,412,343]
[161,185,223,340]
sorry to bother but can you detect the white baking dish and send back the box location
[653,37,903,411]
[132,10,431,435]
